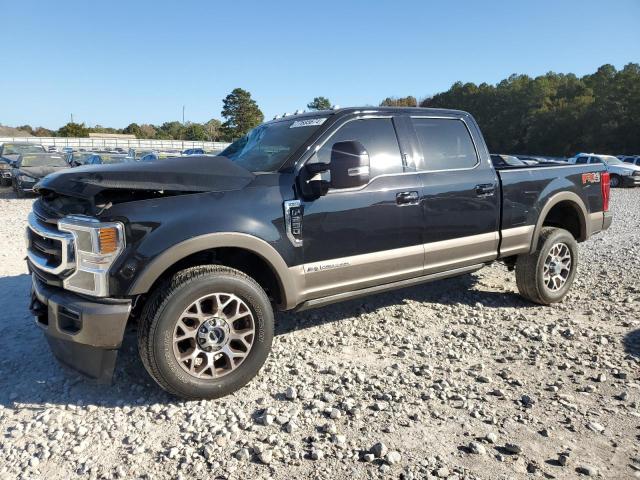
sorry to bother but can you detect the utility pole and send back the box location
[70,113,73,123]
[182,105,185,125]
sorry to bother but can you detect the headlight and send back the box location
[58,215,125,297]
[18,174,37,182]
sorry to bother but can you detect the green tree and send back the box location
[16,125,34,135]
[156,121,185,140]
[380,96,417,107]
[307,96,332,110]
[183,123,208,141]
[33,127,54,137]
[123,123,142,138]
[139,124,157,139]
[221,88,264,140]
[205,118,222,141]
[57,122,89,137]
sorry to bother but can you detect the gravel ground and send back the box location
[0,185,639,480]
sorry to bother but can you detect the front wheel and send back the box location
[515,227,578,305]
[138,265,274,399]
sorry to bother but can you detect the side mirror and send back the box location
[329,140,370,189]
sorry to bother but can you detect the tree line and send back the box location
[420,63,640,156]
[11,89,335,143]
[7,64,639,154]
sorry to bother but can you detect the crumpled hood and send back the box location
[36,155,255,199]
[19,165,69,179]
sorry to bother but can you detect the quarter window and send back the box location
[314,118,403,179]
[411,118,478,170]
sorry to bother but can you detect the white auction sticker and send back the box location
[290,118,327,128]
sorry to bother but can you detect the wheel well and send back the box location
[541,201,585,241]
[144,247,283,305]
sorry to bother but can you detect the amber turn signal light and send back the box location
[98,227,119,254]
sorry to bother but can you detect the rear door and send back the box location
[299,115,425,300]
[408,116,500,274]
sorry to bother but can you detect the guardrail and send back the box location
[0,137,230,151]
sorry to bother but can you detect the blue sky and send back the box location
[1,0,638,129]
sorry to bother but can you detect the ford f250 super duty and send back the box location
[26,107,612,399]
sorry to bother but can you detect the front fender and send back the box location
[127,232,299,309]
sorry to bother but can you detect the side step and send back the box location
[295,264,484,311]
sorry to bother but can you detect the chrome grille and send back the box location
[26,212,76,276]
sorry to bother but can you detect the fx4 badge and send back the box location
[582,172,601,184]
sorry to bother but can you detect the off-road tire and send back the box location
[138,265,274,400]
[515,227,578,305]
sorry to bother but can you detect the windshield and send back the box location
[600,155,623,165]
[3,144,46,155]
[21,154,68,167]
[220,117,328,172]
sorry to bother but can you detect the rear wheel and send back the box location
[138,265,274,399]
[609,174,621,188]
[515,227,578,305]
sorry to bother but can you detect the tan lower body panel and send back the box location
[291,231,507,304]
[424,231,499,274]
[295,244,424,301]
[499,225,535,256]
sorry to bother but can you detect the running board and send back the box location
[295,264,484,311]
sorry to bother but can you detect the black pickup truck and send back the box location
[26,107,612,399]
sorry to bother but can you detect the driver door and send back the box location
[299,116,426,301]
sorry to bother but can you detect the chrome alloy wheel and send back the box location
[172,293,255,379]
[543,242,572,291]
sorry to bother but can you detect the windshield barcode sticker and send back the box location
[290,118,327,128]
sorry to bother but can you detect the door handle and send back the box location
[396,191,419,205]
[475,184,495,197]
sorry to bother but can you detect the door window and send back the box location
[313,118,403,179]
[411,118,478,170]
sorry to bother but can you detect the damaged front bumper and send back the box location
[30,274,131,382]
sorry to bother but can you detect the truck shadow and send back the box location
[0,271,530,409]
[275,272,531,336]
[623,329,640,359]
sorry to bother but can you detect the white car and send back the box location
[568,153,640,188]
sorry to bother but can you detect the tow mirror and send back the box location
[303,161,330,198]
[329,141,370,189]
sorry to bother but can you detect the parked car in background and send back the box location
[11,153,69,197]
[568,153,640,187]
[490,154,527,167]
[47,146,59,153]
[62,147,74,154]
[0,158,12,186]
[182,148,205,155]
[67,151,131,166]
[621,155,640,166]
[0,142,47,186]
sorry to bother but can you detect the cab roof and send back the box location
[263,106,471,125]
